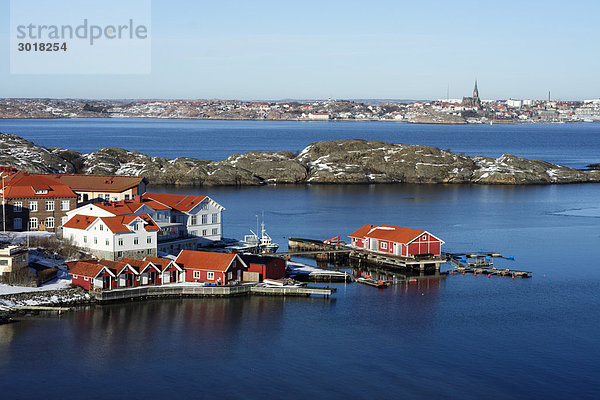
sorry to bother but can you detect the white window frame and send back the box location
[212,213,218,224]
[134,237,139,245]
[212,228,218,236]
[46,200,54,211]
[190,215,197,225]
[14,202,22,213]
[193,271,201,279]
[29,201,38,212]
[61,200,70,211]
[146,236,152,244]
[201,214,207,224]
[28,217,38,230]
[45,217,55,229]
[381,242,388,249]
[207,272,214,280]
[61,216,68,226]
[118,238,123,246]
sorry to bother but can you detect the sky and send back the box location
[1,0,599,100]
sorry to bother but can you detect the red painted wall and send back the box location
[377,240,394,254]
[247,259,285,280]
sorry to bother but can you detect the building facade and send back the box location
[349,224,444,257]
[175,250,246,285]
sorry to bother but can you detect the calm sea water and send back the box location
[1,120,599,399]
[1,118,599,168]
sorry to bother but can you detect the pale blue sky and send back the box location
[1,0,599,100]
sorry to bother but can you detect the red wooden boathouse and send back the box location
[175,250,247,285]
[349,224,444,257]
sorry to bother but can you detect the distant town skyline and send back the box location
[1,0,599,100]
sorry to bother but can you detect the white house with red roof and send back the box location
[349,224,444,257]
[63,192,224,254]
[62,213,159,261]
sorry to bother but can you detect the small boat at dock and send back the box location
[356,277,389,288]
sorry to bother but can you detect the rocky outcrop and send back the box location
[1,133,599,185]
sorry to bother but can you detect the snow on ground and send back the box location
[287,261,346,276]
[0,278,72,296]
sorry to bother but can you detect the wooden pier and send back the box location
[93,283,336,302]
[448,253,532,278]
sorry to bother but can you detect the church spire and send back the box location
[473,80,479,99]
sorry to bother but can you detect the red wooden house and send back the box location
[121,258,161,285]
[69,261,116,290]
[144,256,184,284]
[175,250,247,285]
[98,259,139,288]
[349,224,444,257]
[239,254,286,281]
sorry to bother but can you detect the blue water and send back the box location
[1,118,599,168]
[1,120,600,399]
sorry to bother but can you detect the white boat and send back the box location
[229,215,279,254]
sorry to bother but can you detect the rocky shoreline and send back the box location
[2,132,599,185]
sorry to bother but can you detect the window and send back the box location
[212,213,218,224]
[147,249,152,254]
[118,238,123,246]
[201,214,207,224]
[84,235,87,243]
[46,200,54,211]
[133,223,139,231]
[190,230,197,236]
[124,194,130,200]
[45,217,54,229]
[29,201,38,212]
[94,237,98,244]
[97,194,103,199]
[28,218,38,230]
[117,251,123,258]
[105,239,110,246]
[99,224,103,231]
[147,236,152,244]
[190,215,197,225]
[61,200,70,211]
[134,237,139,245]
[104,194,110,200]
[72,274,77,279]
[422,234,427,241]
[61,216,68,226]
[207,272,214,280]
[34,189,48,195]
[193,271,201,279]
[228,272,233,280]
[201,203,208,210]
[14,202,22,213]
[84,277,89,281]
[212,228,218,236]
[14,218,22,230]
[202,229,207,236]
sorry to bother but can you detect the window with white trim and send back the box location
[45,217,54,229]
[212,228,218,236]
[202,229,207,236]
[381,242,387,249]
[207,272,214,280]
[212,213,218,224]
[118,238,123,246]
[147,236,152,244]
[46,200,54,211]
[201,203,208,210]
[14,202,22,213]
[134,237,139,245]
[61,200,70,211]
[190,215,197,225]
[83,235,87,243]
[29,201,38,212]
[28,218,38,230]
[201,214,207,224]
[94,237,98,244]
[105,239,110,246]
[72,274,78,279]
[193,271,201,279]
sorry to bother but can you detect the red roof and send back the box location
[121,257,159,273]
[93,198,170,216]
[97,259,134,275]
[175,250,238,272]
[41,174,146,193]
[144,256,182,272]
[63,214,159,233]
[69,261,114,278]
[3,173,77,199]
[143,192,207,212]
[349,224,443,245]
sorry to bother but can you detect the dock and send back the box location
[93,283,336,302]
[447,252,532,278]
[287,238,445,271]
[11,306,71,313]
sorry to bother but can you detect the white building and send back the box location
[63,193,225,255]
[506,99,523,108]
[63,214,159,261]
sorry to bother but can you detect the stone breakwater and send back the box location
[2,133,599,185]
[0,288,93,309]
